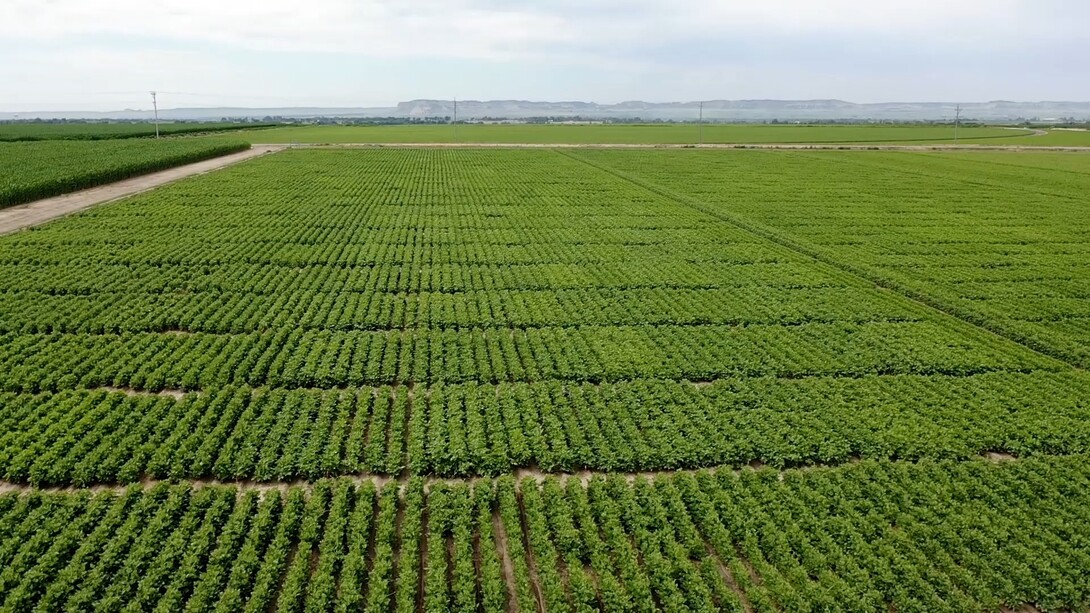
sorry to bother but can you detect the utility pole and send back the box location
[452,97,458,143]
[150,91,160,139]
[954,104,961,144]
[698,101,704,146]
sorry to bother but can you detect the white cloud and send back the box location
[0,46,243,110]
[1,0,576,59]
[4,0,1079,59]
[696,0,1012,31]
[0,0,1087,109]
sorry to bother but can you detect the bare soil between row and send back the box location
[0,453,1020,496]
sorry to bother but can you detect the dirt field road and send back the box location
[0,145,284,235]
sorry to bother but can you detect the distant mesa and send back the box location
[3,99,1089,121]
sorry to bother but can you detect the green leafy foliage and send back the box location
[0,148,1082,482]
[0,147,1086,609]
[1,457,1087,610]
[0,138,249,207]
[1,370,1090,484]
[568,148,1090,368]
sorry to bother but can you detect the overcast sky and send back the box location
[2,0,1088,111]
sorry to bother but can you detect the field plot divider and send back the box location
[0,454,1028,496]
[551,148,1082,371]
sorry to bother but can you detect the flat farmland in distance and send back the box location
[1,147,1088,611]
[1000,128,1090,146]
[0,121,276,141]
[246,123,1041,145]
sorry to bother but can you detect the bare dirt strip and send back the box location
[0,453,1020,496]
[0,145,285,236]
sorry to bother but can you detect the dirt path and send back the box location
[0,452,1023,496]
[0,145,284,236]
[1002,127,1048,137]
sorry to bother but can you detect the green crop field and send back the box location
[4,456,1089,612]
[0,147,1088,611]
[0,139,249,208]
[0,121,275,141]
[246,123,1043,145]
[566,149,1090,367]
[1001,128,1090,146]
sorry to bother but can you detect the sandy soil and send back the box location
[0,451,1021,495]
[100,386,188,400]
[0,145,284,236]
